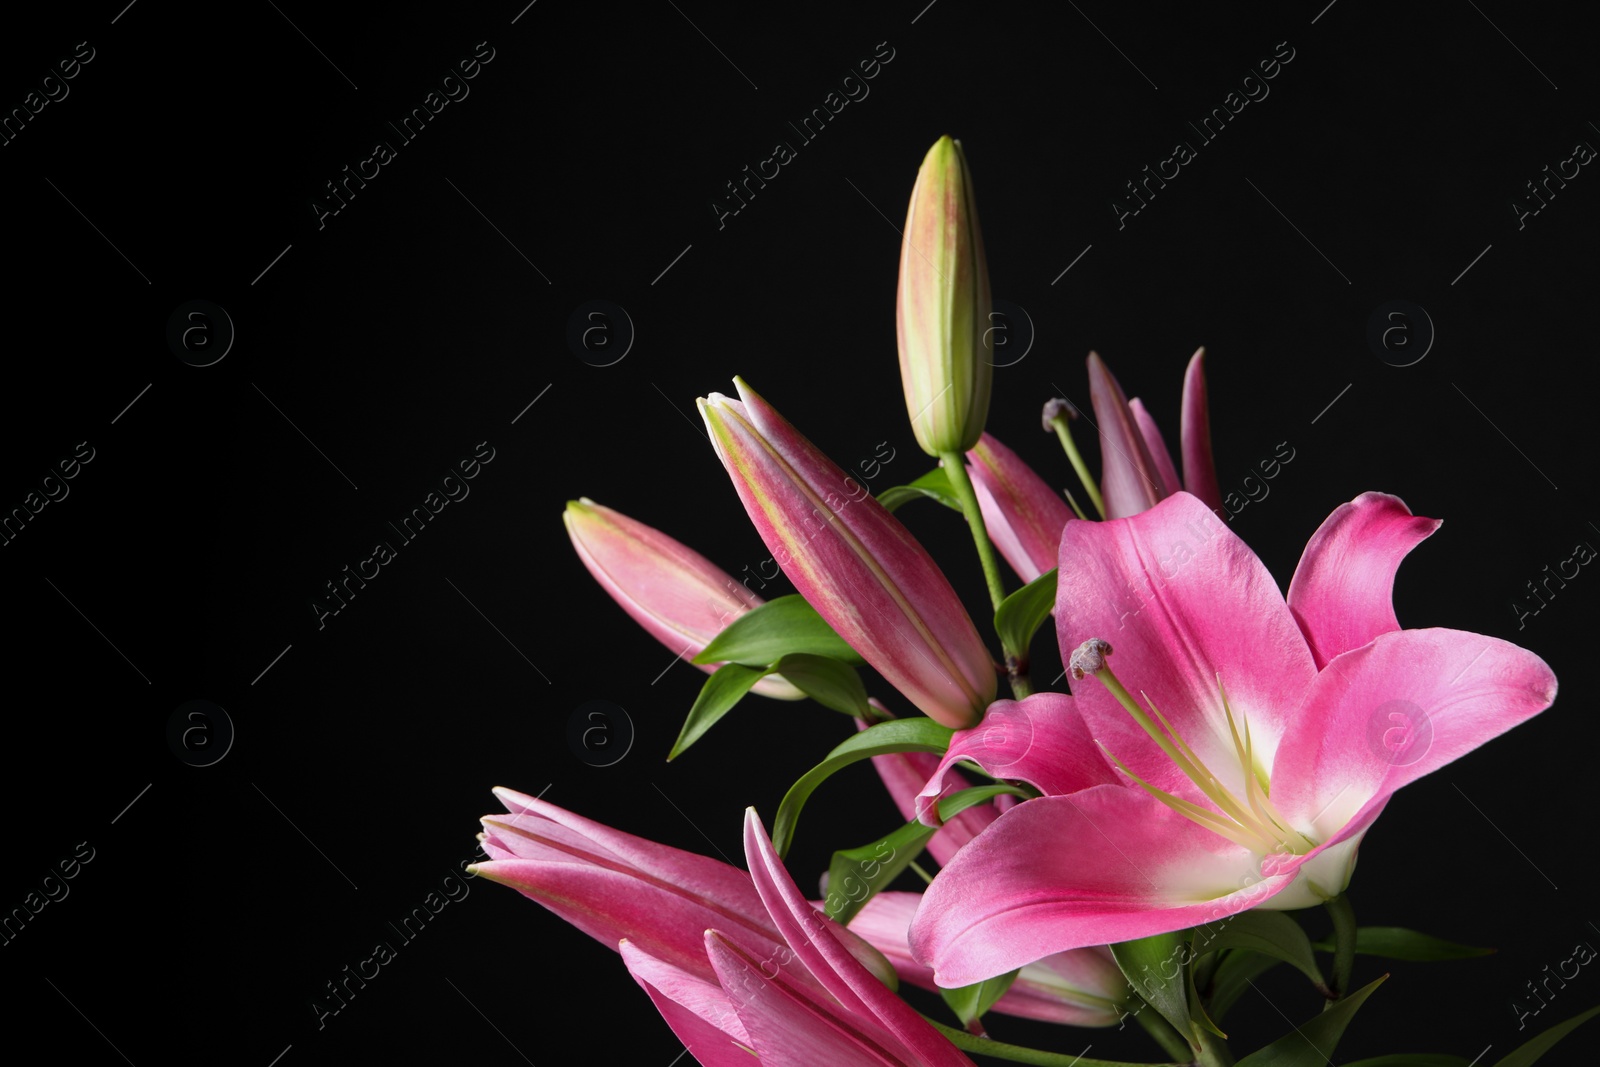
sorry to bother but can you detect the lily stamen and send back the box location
[1071,638,1315,857]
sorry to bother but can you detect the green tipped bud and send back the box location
[896,135,993,456]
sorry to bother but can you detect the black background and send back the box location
[3,1,1597,1064]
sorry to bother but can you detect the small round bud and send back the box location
[1069,638,1113,679]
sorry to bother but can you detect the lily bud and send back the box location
[564,498,804,700]
[965,433,1074,584]
[1086,348,1223,519]
[699,378,997,729]
[897,135,993,456]
[848,892,1128,1028]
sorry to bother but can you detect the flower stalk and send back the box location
[1325,893,1357,1001]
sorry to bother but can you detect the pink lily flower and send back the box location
[1087,348,1222,519]
[909,491,1557,986]
[700,377,997,729]
[848,892,1128,1027]
[472,787,794,985]
[964,433,1074,584]
[472,790,976,1065]
[564,498,804,700]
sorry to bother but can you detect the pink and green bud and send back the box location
[897,135,993,456]
[698,378,997,729]
[965,433,1074,584]
[564,498,804,700]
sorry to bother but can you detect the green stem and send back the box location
[1049,413,1106,518]
[1133,1005,1193,1063]
[942,452,1032,699]
[922,1017,1184,1067]
[940,451,1009,613]
[1325,893,1356,1001]
[1194,1026,1234,1067]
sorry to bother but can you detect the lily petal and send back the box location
[1054,492,1317,797]
[1128,399,1181,497]
[1087,352,1167,519]
[706,931,921,1066]
[1269,627,1557,843]
[915,694,1118,824]
[909,786,1294,984]
[1179,348,1223,512]
[743,810,977,1066]
[1286,492,1441,669]
[621,939,755,1064]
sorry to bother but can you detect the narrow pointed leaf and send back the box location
[1491,1002,1600,1067]
[1111,931,1195,1051]
[1187,965,1225,1039]
[822,784,1025,926]
[1341,1058,1469,1067]
[694,593,864,666]
[994,568,1058,662]
[669,663,769,760]
[878,466,963,513]
[1193,911,1326,990]
[942,968,1021,1027]
[1234,974,1386,1067]
[771,653,869,716]
[1209,950,1282,1023]
[1310,926,1494,962]
[773,719,954,856]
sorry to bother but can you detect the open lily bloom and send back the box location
[910,491,1557,986]
[473,789,974,1065]
[1088,348,1222,519]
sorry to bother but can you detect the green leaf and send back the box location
[1209,950,1283,1023]
[877,467,962,513]
[694,594,864,666]
[943,968,1021,1027]
[1309,926,1494,962]
[1341,1057,1469,1067]
[770,653,868,716]
[772,719,953,857]
[1187,964,1226,1039]
[1111,930,1195,1052]
[1234,973,1386,1067]
[1193,911,1326,992]
[994,568,1058,660]
[669,662,769,759]
[1492,1002,1600,1067]
[821,784,1023,926]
